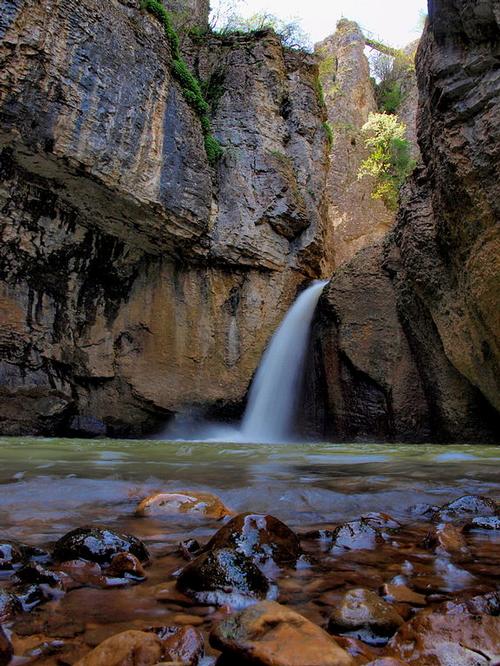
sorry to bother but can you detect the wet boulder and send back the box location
[73,629,162,665]
[205,513,302,569]
[12,562,64,588]
[150,625,204,665]
[328,588,404,646]
[422,523,468,556]
[136,491,232,519]
[387,608,500,664]
[432,495,498,523]
[53,527,149,565]
[0,542,24,570]
[211,600,354,666]
[176,548,273,606]
[13,583,51,611]
[465,515,500,531]
[0,588,21,622]
[105,552,146,582]
[361,513,401,530]
[330,520,384,551]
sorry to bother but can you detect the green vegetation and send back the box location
[315,78,326,108]
[369,49,415,115]
[358,112,415,210]
[323,121,333,148]
[215,12,311,51]
[142,0,222,165]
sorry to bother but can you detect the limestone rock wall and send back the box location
[307,0,499,442]
[316,20,393,268]
[0,0,331,435]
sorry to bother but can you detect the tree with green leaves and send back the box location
[358,112,416,211]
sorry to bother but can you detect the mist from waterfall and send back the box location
[162,280,327,443]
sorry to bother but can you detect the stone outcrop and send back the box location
[316,21,393,268]
[0,0,332,435]
[306,0,499,442]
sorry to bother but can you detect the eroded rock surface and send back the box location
[307,0,500,442]
[0,0,332,436]
[211,600,354,666]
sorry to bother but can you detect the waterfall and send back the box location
[161,280,327,443]
[239,280,328,443]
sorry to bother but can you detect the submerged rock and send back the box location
[53,527,149,565]
[211,600,354,666]
[330,520,384,550]
[432,495,498,524]
[205,513,302,569]
[422,523,468,556]
[73,629,162,666]
[0,588,22,622]
[150,625,204,665]
[382,584,426,607]
[176,548,272,606]
[136,490,232,519]
[328,588,404,646]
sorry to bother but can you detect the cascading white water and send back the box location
[239,280,328,443]
[161,280,327,443]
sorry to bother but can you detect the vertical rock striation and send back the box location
[316,20,394,268]
[0,0,332,435]
[307,0,499,442]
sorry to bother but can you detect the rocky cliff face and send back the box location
[0,0,332,435]
[307,0,499,442]
[316,21,393,268]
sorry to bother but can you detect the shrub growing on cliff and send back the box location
[142,0,223,166]
[216,12,311,51]
[358,112,415,210]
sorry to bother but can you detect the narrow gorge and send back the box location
[0,0,498,443]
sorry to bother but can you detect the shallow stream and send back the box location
[0,438,499,662]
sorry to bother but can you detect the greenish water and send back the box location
[0,438,498,547]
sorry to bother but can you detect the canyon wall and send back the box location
[0,0,332,435]
[316,20,394,268]
[307,0,499,442]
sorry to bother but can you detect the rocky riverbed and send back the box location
[0,440,498,665]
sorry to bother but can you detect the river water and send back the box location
[1,438,498,542]
[0,438,498,660]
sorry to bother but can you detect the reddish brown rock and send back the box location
[388,609,500,665]
[136,491,232,519]
[106,552,146,581]
[210,600,354,666]
[382,584,426,607]
[152,625,204,665]
[422,523,468,555]
[73,630,162,666]
[328,589,404,645]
